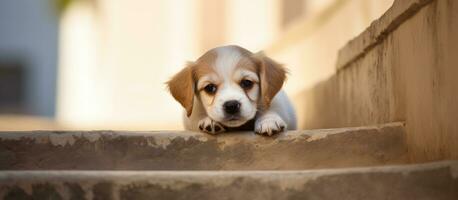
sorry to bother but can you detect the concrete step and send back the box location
[0,161,457,199]
[0,123,407,170]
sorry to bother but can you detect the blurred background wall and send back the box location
[0,0,393,130]
[0,0,58,116]
[0,0,59,130]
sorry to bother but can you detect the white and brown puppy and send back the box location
[167,45,296,136]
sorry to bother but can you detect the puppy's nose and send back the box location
[223,100,241,115]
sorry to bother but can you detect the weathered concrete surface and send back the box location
[301,0,458,161]
[336,0,434,70]
[0,123,407,170]
[0,161,456,200]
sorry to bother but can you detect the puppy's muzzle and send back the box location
[223,100,241,115]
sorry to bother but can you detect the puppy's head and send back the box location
[167,45,286,127]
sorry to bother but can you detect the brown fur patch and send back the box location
[167,63,195,116]
[252,52,286,110]
[193,50,219,108]
[233,46,257,74]
[194,49,218,80]
[236,57,257,74]
[196,45,257,80]
[236,57,259,103]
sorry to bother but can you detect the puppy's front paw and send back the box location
[198,117,225,135]
[255,114,286,136]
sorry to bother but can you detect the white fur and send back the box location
[181,46,297,135]
[214,47,242,76]
[255,90,297,135]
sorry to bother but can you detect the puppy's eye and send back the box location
[204,84,217,95]
[240,79,254,89]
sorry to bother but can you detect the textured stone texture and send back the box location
[0,161,457,200]
[301,0,458,161]
[0,123,407,170]
[336,0,434,70]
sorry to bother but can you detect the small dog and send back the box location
[167,45,296,136]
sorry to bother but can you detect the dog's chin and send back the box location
[209,110,257,128]
[219,118,248,127]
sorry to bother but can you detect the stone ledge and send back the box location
[0,161,456,199]
[336,0,434,70]
[0,122,407,170]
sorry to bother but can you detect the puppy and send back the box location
[167,45,296,136]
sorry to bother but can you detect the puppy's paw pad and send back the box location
[198,117,225,134]
[255,115,287,136]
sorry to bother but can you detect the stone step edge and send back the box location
[1,160,456,180]
[0,122,405,145]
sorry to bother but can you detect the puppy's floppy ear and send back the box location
[252,52,286,109]
[167,62,195,117]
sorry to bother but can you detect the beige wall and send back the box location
[57,0,393,130]
[58,0,200,129]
